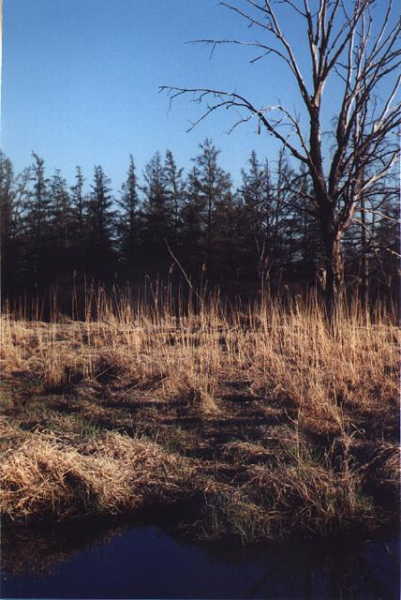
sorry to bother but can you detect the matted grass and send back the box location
[0,294,399,542]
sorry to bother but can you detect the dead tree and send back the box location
[161,0,401,317]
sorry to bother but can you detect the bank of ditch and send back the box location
[0,297,399,543]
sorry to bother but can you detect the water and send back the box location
[1,521,400,599]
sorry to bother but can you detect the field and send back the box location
[0,292,399,544]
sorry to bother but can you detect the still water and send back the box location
[1,521,400,599]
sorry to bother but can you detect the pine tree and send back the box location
[50,170,72,245]
[23,153,53,290]
[71,166,86,239]
[117,155,140,279]
[280,162,323,290]
[26,154,51,239]
[188,139,232,280]
[87,165,116,281]
[141,152,172,274]
[164,150,185,246]
[213,187,242,289]
[238,151,268,283]
[47,170,74,286]
[0,153,27,297]
[0,152,15,244]
[362,174,399,303]
[180,166,205,279]
[70,166,88,276]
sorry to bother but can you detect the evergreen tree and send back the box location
[87,165,116,281]
[164,150,185,246]
[213,187,242,289]
[0,153,27,297]
[361,175,399,303]
[371,171,398,305]
[180,166,205,278]
[0,152,15,244]
[71,166,86,240]
[141,152,172,273]
[117,155,140,279]
[281,163,323,289]
[23,153,53,290]
[47,170,74,285]
[238,151,268,283]
[50,170,72,245]
[238,150,294,288]
[70,166,88,276]
[188,139,232,280]
[26,154,50,238]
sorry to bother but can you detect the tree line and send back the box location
[0,139,398,313]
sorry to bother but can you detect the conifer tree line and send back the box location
[0,139,398,311]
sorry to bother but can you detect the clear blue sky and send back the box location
[2,0,393,192]
[1,0,302,191]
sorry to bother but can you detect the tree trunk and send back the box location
[359,192,369,312]
[324,232,344,320]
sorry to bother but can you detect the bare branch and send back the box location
[187,38,291,66]
[159,85,309,163]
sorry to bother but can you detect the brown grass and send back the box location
[0,430,196,521]
[0,293,399,542]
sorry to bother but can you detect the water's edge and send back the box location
[2,518,400,599]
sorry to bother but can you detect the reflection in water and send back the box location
[1,520,400,599]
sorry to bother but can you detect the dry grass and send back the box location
[0,430,195,521]
[0,293,399,542]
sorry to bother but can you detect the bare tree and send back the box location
[161,0,401,316]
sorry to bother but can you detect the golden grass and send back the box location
[0,294,399,542]
[0,430,195,520]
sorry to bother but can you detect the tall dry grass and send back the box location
[1,290,397,419]
[0,288,399,541]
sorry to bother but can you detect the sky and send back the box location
[1,0,396,192]
[1,0,303,191]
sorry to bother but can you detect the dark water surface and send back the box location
[1,521,400,599]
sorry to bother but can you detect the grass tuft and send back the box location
[0,293,399,542]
